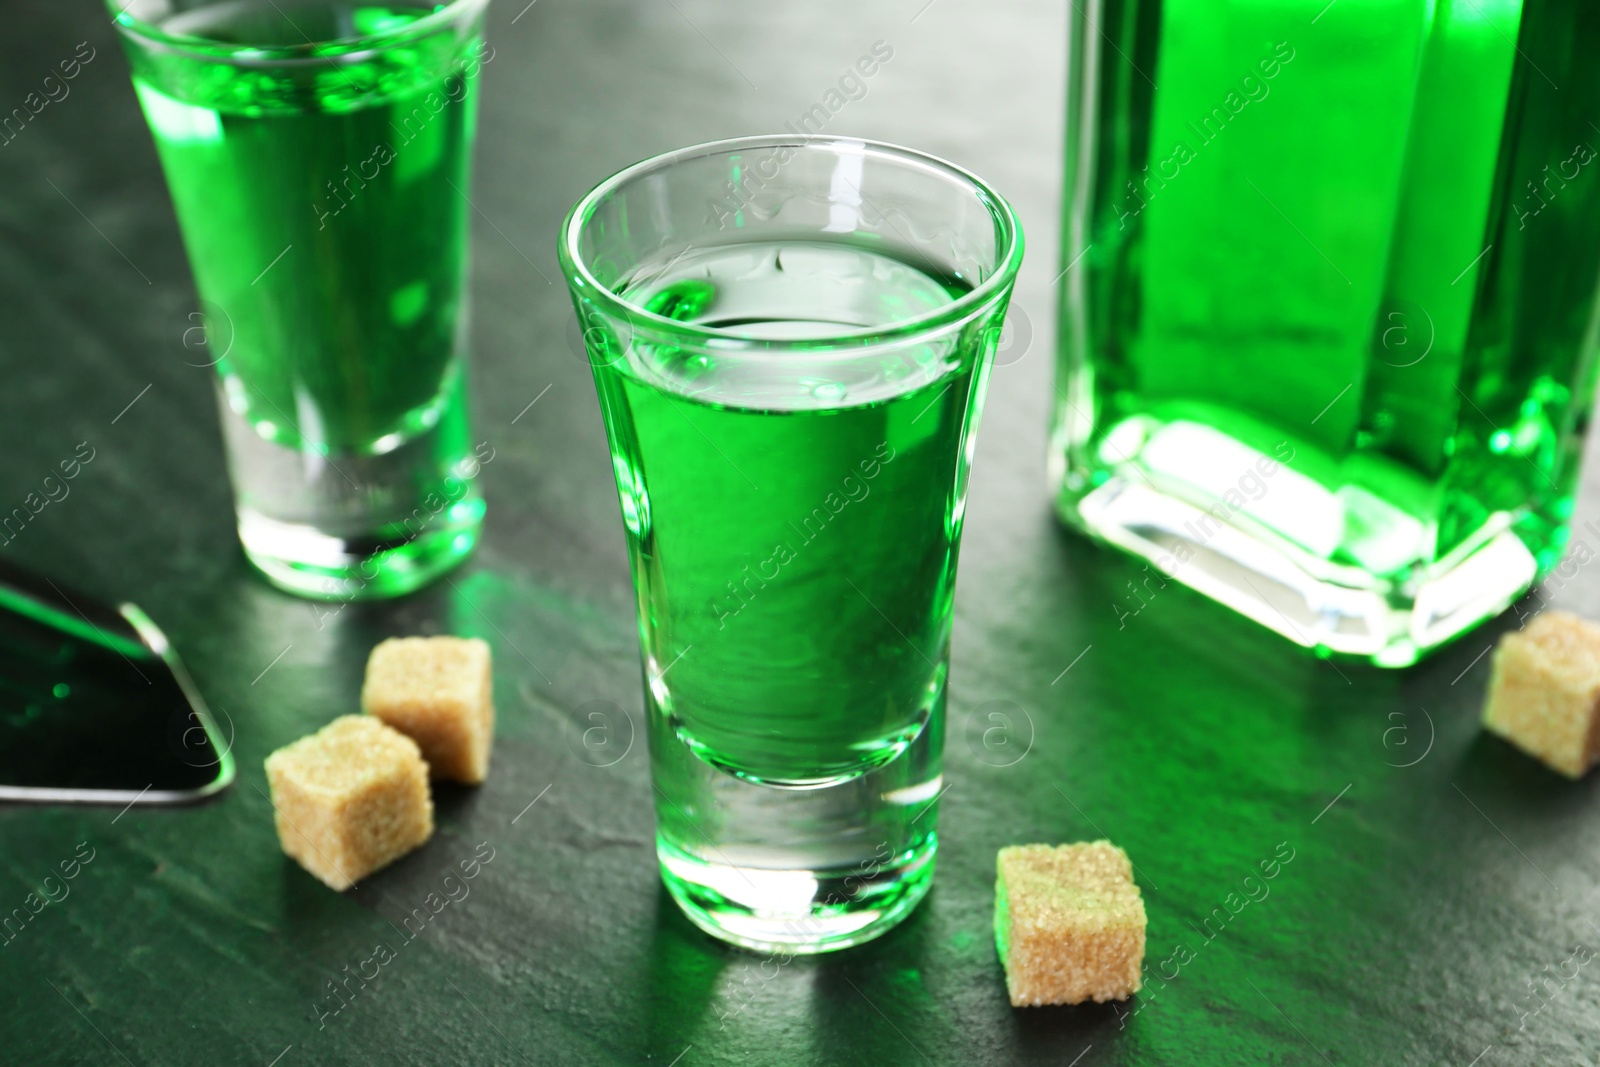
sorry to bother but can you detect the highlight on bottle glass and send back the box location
[560,135,1023,952]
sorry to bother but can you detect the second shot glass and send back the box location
[111,0,492,600]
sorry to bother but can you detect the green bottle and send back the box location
[1054,0,1600,665]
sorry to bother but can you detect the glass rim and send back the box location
[109,0,488,64]
[558,134,1025,350]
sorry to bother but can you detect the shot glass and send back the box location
[560,136,1023,953]
[111,0,491,600]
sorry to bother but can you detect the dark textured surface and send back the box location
[3,2,1600,1064]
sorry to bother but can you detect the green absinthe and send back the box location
[117,1,487,594]
[1057,0,1600,664]
[595,241,989,786]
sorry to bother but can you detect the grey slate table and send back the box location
[3,2,1599,1063]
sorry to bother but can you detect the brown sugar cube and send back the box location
[362,637,494,784]
[264,716,434,891]
[995,841,1146,1006]
[1483,611,1600,778]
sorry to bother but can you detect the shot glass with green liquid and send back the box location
[1055,0,1600,665]
[561,137,1023,952]
[111,0,489,599]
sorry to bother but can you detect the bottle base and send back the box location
[1061,473,1541,667]
[239,498,484,601]
[658,833,937,955]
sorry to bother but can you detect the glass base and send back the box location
[215,369,485,602]
[239,500,483,601]
[650,679,943,954]
[659,833,936,955]
[1062,474,1541,667]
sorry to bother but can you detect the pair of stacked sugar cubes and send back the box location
[265,637,493,891]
